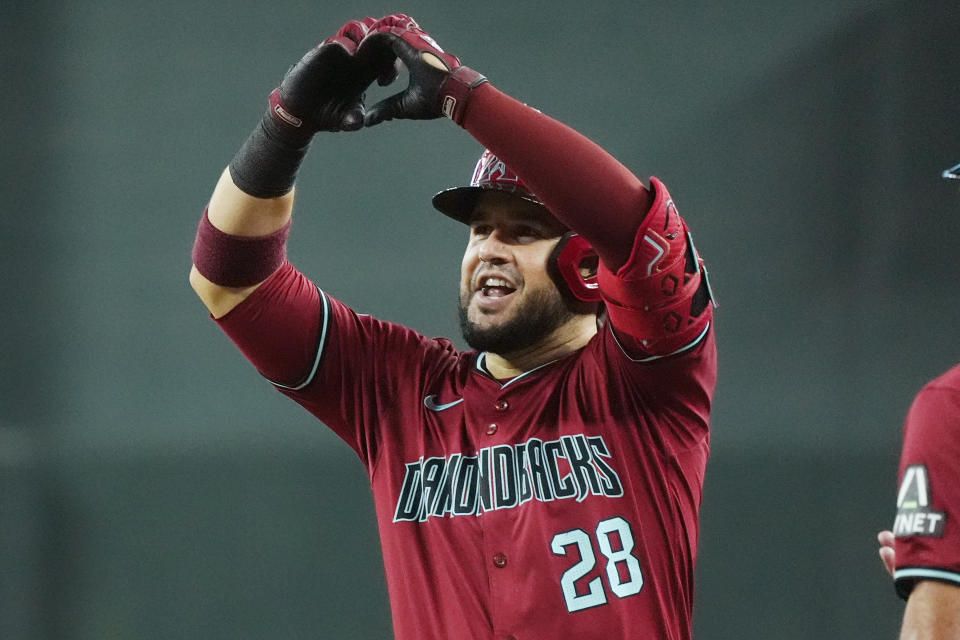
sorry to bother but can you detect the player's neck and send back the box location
[484,314,598,379]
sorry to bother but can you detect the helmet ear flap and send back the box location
[548,233,602,303]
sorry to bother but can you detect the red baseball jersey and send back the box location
[893,363,960,599]
[215,182,716,639]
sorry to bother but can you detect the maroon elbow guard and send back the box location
[191,209,291,287]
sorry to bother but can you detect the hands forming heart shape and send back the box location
[268,14,473,136]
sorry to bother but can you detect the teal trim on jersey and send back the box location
[501,358,560,388]
[268,287,331,391]
[611,321,711,364]
[895,567,960,586]
[475,352,560,388]
[475,352,487,375]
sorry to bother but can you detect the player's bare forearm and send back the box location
[191,18,385,319]
[208,166,294,236]
[189,168,294,318]
[900,580,960,639]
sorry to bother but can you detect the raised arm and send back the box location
[359,15,713,356]
[190,18,384,317]
[359,15,647,270]
[189,172,294,318]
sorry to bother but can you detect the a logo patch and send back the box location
[471,150,522,187]
[423,394,464,412]
[894,464,946,538]
[441,96,457,119]
[273,104,302,128]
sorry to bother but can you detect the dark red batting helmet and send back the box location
[432,150,602,303]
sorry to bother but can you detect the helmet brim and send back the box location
[431,184,545,225]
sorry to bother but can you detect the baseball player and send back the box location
[878,359,960,636]
[190,14,716,640]
[876,161,960,637]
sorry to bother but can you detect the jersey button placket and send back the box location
[486,398,507,436]
[486,393,515,638]
[489,545,515,638]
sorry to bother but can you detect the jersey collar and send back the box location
[474,352,563,389]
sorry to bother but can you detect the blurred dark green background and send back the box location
[3,1,958,638]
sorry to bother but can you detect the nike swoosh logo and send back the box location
[423,394,464,412]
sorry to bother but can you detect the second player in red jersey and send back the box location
[879,364,960,638]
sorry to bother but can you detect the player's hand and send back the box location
[269,17,384,137]
[358,14,488,126]
[878,529,896,578]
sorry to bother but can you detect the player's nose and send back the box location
[477,231,510,264]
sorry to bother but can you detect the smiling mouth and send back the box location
[479,277,517,298]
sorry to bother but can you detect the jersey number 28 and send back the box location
[550,516,644,612]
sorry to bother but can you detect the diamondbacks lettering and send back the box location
[393,434,623,522]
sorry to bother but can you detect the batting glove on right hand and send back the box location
[358,14,488,126]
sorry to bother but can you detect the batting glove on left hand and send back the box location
[358,14,488,126]
[270,17,386,137]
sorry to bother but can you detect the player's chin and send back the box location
[471,291,518,316]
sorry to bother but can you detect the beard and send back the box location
[458,285,578,356]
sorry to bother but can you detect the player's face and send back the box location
[458,192,576,354]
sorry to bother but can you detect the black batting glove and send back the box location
[230,17,388,198]
[358,14,488,126]
[270,17,381,138]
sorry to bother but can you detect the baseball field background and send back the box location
[2,1,959,637]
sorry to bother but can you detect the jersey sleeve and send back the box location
[893,372,960,599]
[214,262,459,467]
[587,314,717,456]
